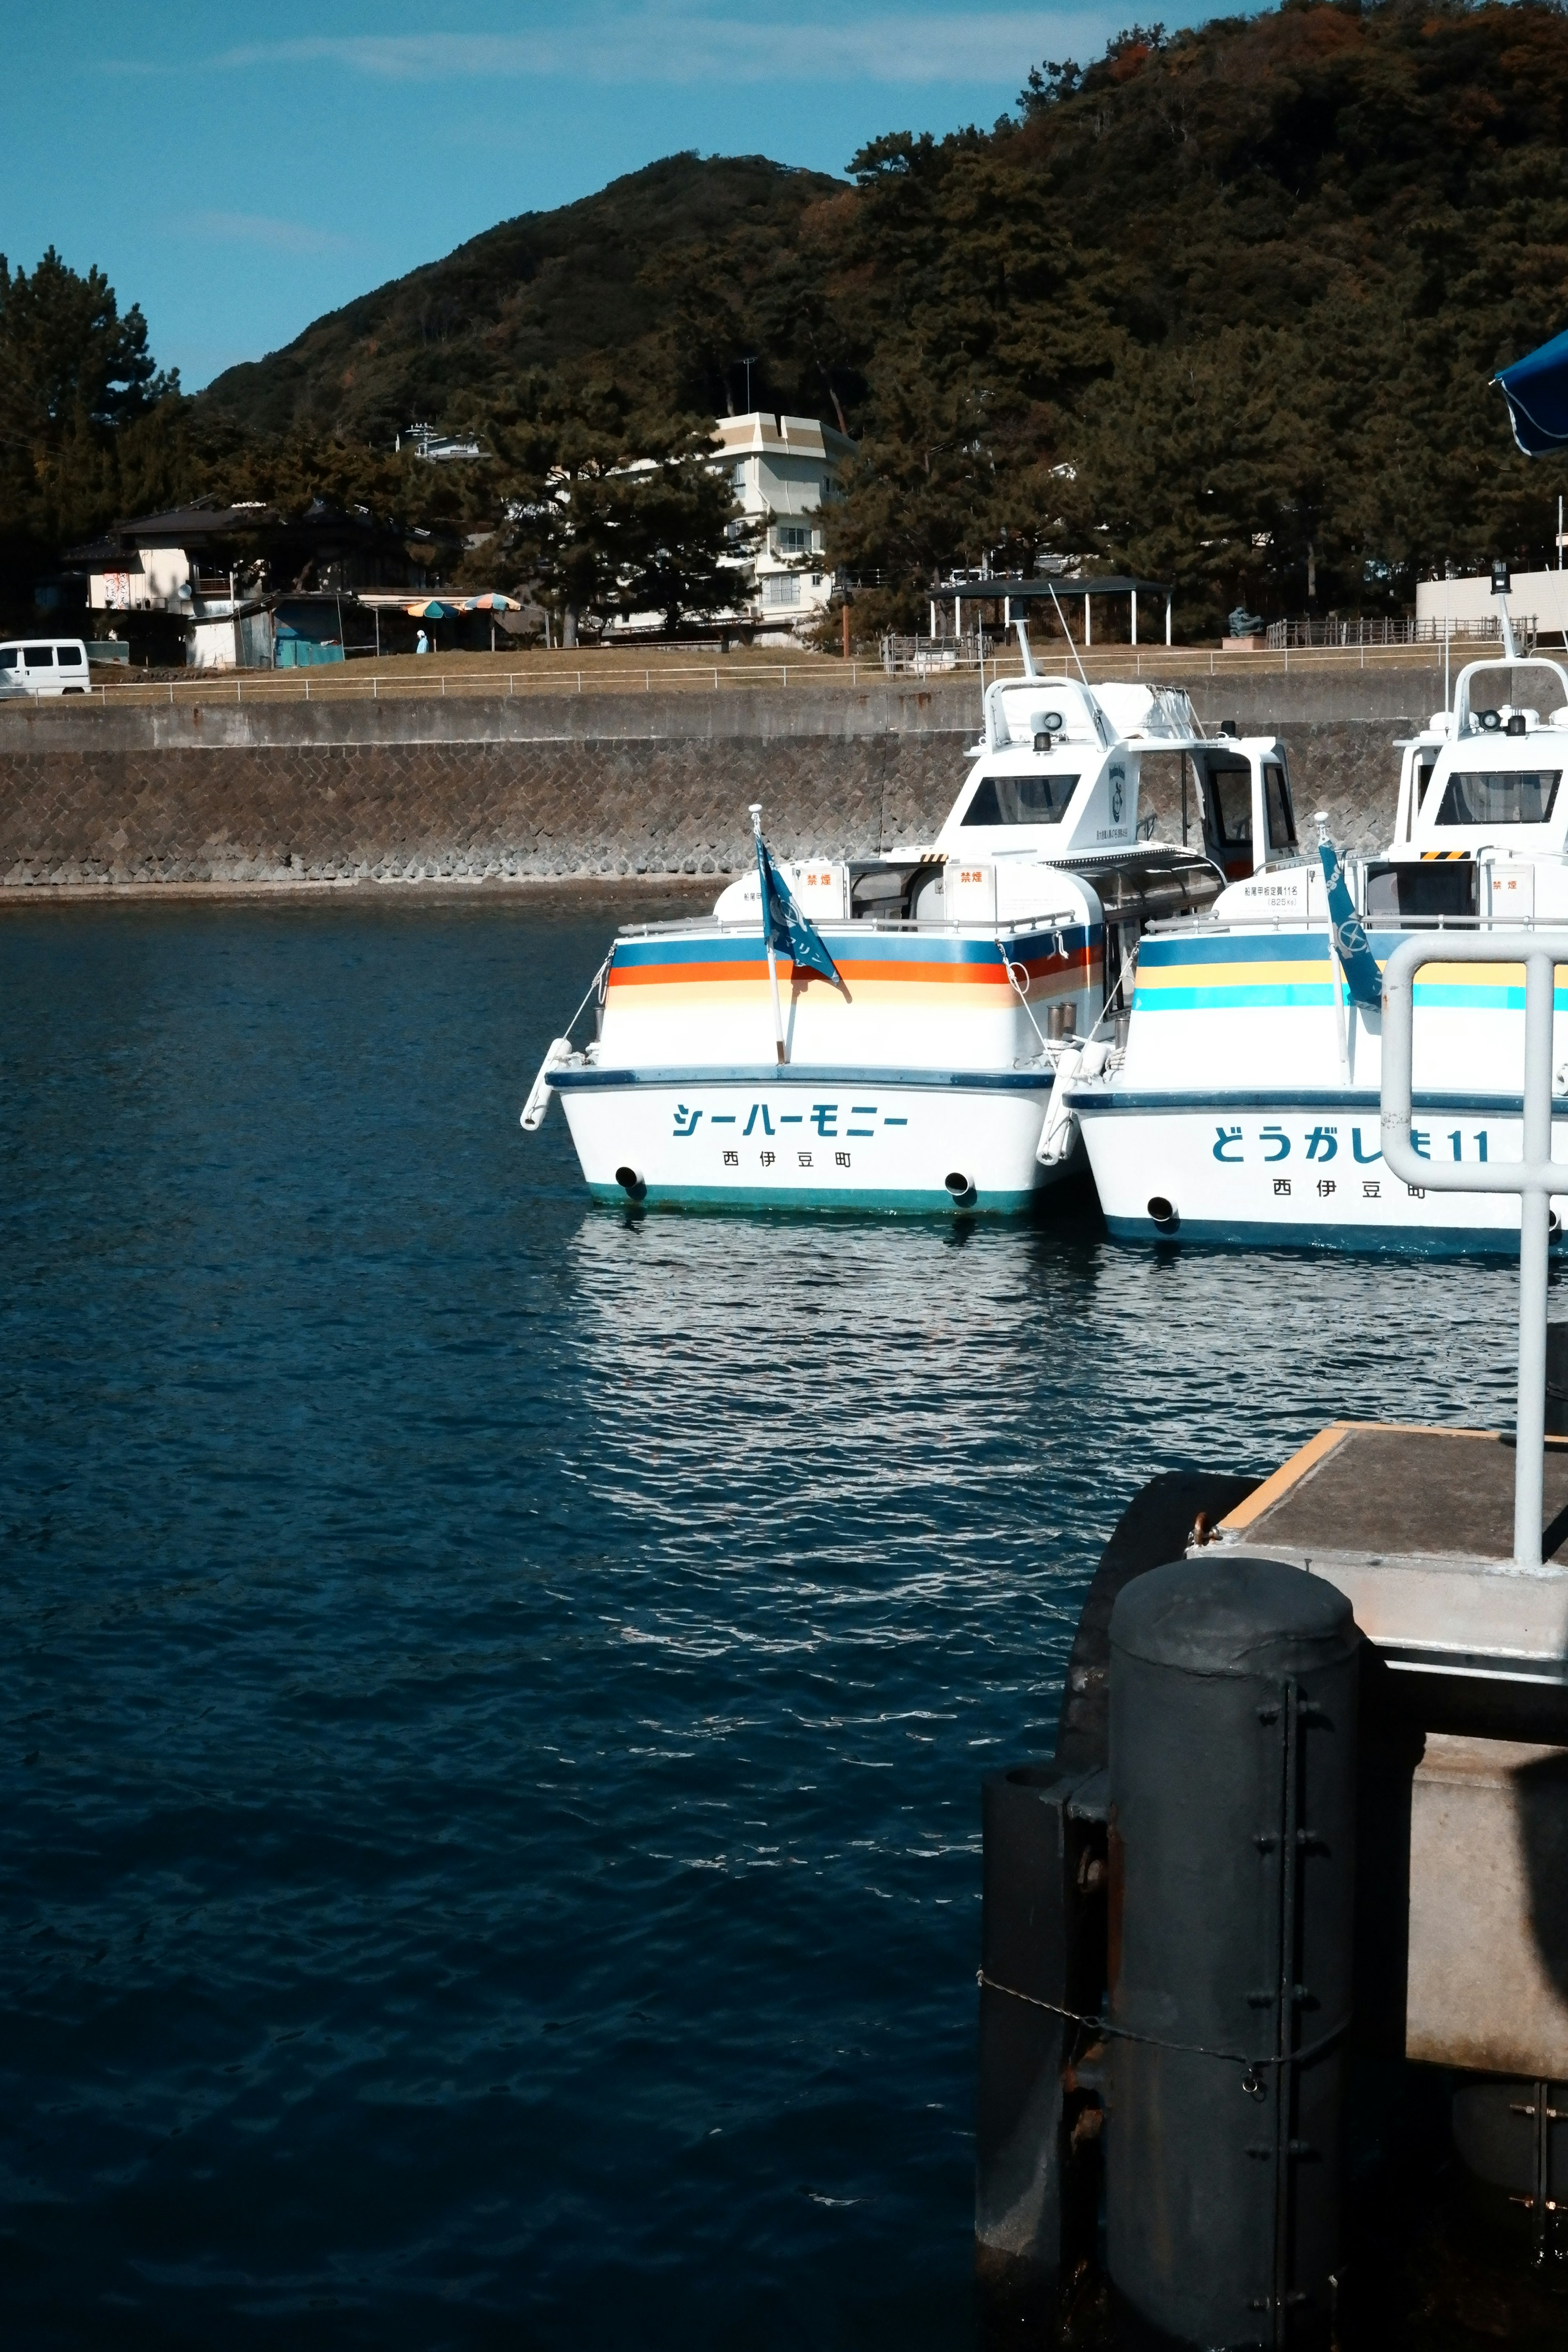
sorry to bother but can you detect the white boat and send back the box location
[522,649,1293,1213]
[1068,652,1568,1254]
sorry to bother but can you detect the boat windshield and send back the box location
[1207,758,1253,847]
[1264,762,1296,851]
[962,773,1080,825]
[1434,768,1561,826]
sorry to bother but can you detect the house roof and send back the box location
[65,502,403,564]
[713,411,856,464]
[939,572,1172,598]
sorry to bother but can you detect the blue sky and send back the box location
[5,2,1221,390]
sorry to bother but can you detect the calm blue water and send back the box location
[0,893,1527,2348]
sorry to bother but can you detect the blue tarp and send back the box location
[1496,326,1568,456]
[275,638,344,668]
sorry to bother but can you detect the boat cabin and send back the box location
[1376,654,1568,922]
[713,667,1301,935]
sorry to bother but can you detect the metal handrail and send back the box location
[1381,932,1568,1568]
[1143,908,1563,937]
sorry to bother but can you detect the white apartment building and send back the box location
[714,410,856,634]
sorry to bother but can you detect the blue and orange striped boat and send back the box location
[521,664,1277,1212]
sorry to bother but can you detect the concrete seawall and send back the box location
[0,666,1443,891]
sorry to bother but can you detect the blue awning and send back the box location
[1496,326,1568,455]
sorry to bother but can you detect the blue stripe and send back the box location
[1137,977,1568,1014]
[587,1183,1042,1215]
[1418,984,1568,1011]
[611,924,1100,971]
[1067,1088,1565,1114]
[1139,933,1330,968]
[1135,983,1335,1009]
[552,1064,1058,1094]
[1104,1213,1564,1261]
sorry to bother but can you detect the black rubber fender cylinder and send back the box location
[1105,1555,1360,2350]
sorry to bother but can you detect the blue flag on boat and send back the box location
[1496,326,1568,456]
[1316,836,1383,1010]
[753,820,842,986]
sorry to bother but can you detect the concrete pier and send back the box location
[979,1421,1568,2341]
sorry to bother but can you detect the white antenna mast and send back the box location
[1047,582,1092,690]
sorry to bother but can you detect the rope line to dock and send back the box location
[975,1968,1350,2080]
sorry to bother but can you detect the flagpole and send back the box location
[750,802,788,1065]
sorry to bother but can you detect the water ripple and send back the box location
[0,894,1528,2348]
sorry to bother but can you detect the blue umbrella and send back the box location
[1496,326,1568,455]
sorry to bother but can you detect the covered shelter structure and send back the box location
[931,572,1173,649]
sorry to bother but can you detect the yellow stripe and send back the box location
[1141,958,1562,994]
[1138,959,1328,990]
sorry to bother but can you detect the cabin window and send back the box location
[1263,763,1296,851]
[962,773,1080,825]
[1364,861,1479,920]
[1207,759,1253,845]
[23,646,54,668]
[0,649,17,669]
[1434,769,1561,826]
[57,644,83,665]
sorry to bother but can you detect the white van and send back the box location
[0,639,92,697]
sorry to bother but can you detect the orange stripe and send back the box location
[610,960,768,987]
[608,951,1100,990]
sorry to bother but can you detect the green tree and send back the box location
[0,247,173,459]
[486,383,744,639]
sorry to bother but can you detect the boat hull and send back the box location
[553,1066,1070,1212]
[1074,1092,1567,1255]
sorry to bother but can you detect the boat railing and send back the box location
[1142,908,1568,938]
[1381,933,1568,1570]
[612,913,1091,942]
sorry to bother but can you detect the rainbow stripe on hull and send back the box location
[532,916,1105,1214]
[1074,915,1568,1258]
[597,921,1103,1080]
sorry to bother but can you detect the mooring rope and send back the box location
[975,1967,1351,2097]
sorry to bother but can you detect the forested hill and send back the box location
[12,2,1568,633]
[200,154,845,444]
[196,1,1568,629]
